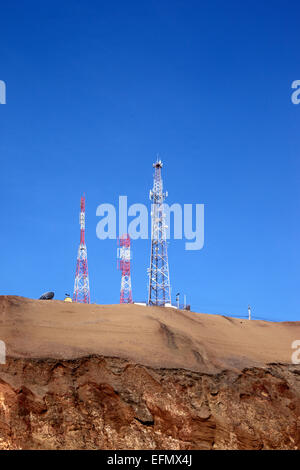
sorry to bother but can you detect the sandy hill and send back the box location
[0,296,300,450]
[1,295,299,373]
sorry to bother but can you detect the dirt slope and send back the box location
[0,296,299,450]
[0,296,299,373]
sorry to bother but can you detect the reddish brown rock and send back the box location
[0,357,299,449]
[0,296,299,449]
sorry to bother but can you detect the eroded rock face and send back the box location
[0,356,299,450]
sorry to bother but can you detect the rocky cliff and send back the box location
[0,296,299,449]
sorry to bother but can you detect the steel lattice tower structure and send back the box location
[73,195,90,303]
[148,160,171,306]
[117,234,133,303]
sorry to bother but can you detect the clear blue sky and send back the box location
[0,1,299,321]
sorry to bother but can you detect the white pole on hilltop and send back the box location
[176,293,180,309]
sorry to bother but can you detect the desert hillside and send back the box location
[0,295,299,372]
[0,296,299,450]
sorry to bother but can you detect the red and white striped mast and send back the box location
[117,234,133,304]
[73,195,90,303]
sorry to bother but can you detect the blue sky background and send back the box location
[0,1,299,321]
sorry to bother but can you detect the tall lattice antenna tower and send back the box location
[73,195,90,303]
[117,234,133,303]
[148,159,171,306]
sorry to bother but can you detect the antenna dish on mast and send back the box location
[153,160,163,169]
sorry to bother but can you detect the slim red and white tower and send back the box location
[117,234,133,304]
[73,195,90,303]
